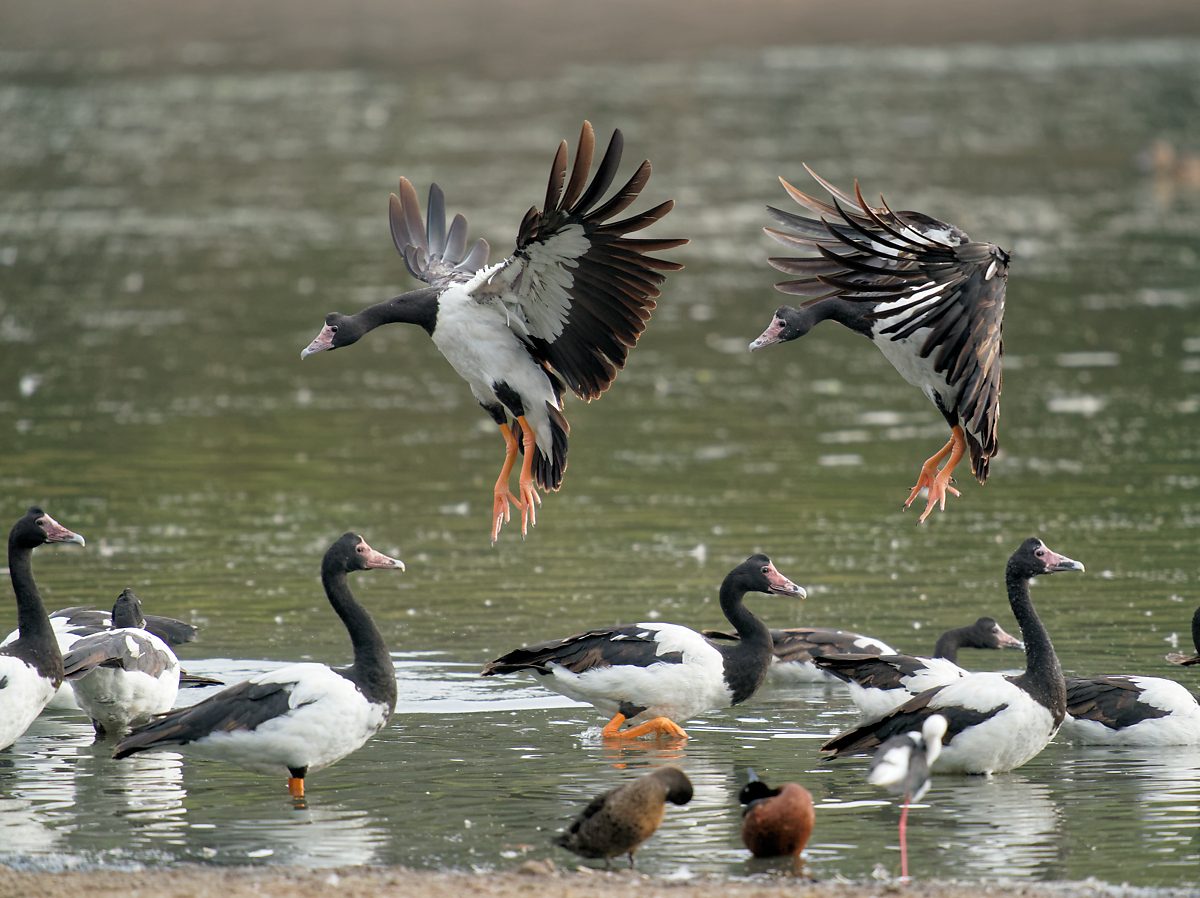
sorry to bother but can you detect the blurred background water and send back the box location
[1,2,1199,885]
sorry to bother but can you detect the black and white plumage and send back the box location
[114,533,404,800]
[867,714,947,880]
[555,765,693,868]
[702,625,896,685]
[821,539,1083,775]
[2,595,196,711]
[62,589,180,737]
[1061,676,1200,746]
[301,121,685,543]
[1166,606,1200,666]
[749,167,1008,522]
[482,555,805,739]
[0,507,86,751]
[812,617,1025,719]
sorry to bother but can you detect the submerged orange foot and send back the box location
[288,776,305,799]
[601,712,689,741]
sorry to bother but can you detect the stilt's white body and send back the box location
[541,623,732,724]
[68,630,180,733]
[920,673,1059,774]
[1062,677,1200,746]
[181,664,391,776]
[433,273,560,454]
[0,655,57,749]
[845,657,972,719]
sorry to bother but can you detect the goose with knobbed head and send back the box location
[482,555,805,739]
[113,533,403,800]
[0,507,86,750]
[812,616,1025,719]
[301,121,685,543]
[750,167,1008,523]
[62,588,180,738]
[555,765,693,868]
[821,539,1082,774]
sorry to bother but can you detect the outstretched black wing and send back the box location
[766,167,1007,482]
[390,179,491,287]
[476,121,686,400]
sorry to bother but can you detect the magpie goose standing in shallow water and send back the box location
[813,616,1024,719]
[301,122,685,543]
[821,539,1082,774]
[868,714,947,879]
[749,168,1008,523]
[62,588,180,738]
[482,555,805,739]
[114,533,403,801]
[2,591,198,711]
[0,507,86,751]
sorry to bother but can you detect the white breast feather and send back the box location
[0,655,58,750]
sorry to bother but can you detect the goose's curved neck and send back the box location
[720,578,769,648]
[322,561,396,709]
[1005,564,1064,717]
[932,627,967,663]
[7,534,62,682]
[1191,606,1200,654]
[807,297,873,337]
[716,576,774,704]
[356,287,440,336]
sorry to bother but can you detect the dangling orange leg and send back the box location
[914,426,966,524]
[491,423,525,544]
[600,712,689,740]
[515,415,541,537]
[903,436,955,510]
[288,776,305,799]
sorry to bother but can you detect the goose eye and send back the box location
[329,325,339,333]
[1035,549,1045,557]
[760,565,770,574]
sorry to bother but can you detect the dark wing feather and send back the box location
[389,178,490,287]
[142,613,197,646]
[1065,677,1172,730]
[112,679,296,758]
[766,168,1008,483]
[476,121,686,400]
[62,631,176,679]
[812,652,940,690]
[482,625,684,677]
[821,686,1005,757]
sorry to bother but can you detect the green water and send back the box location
[1,36,1199,884]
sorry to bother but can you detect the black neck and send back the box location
[806,297,874,337]
[715,577,773,704]
[932,627,968,663]
[6,534,63,683]
[322,562,397,710]
[1191,606,1200,654]
[1005,565,1064,721]
[355,287,440,336]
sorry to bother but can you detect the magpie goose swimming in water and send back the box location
[114,533,403,801]
[3,590,198,711]
[301,122,685,543]
[1166,606,1200,666]
[868,714,947,879]
[749,167,1008,523]
[821,539,1082,774]
[0,507,86,751]
[482,555,805,739]
[62,588,180,738]
[812,616,1024,719]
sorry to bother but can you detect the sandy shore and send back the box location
[2,865,1196,898]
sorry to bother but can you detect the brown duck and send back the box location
[739,769,815,858]
[555,766,693,868]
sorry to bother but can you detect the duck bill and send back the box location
[765,562,806,599]
[360,541,405,571]
[39,513,85,547]
[1045,549,1084,573]
[748,318,785,352]
[300,324,337,360]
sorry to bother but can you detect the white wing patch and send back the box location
[487,224,589,342]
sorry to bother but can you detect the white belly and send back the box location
[929,675,1058,774]
[871,287,954,411]
[0,657,57,750]
[71,665,180,732]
